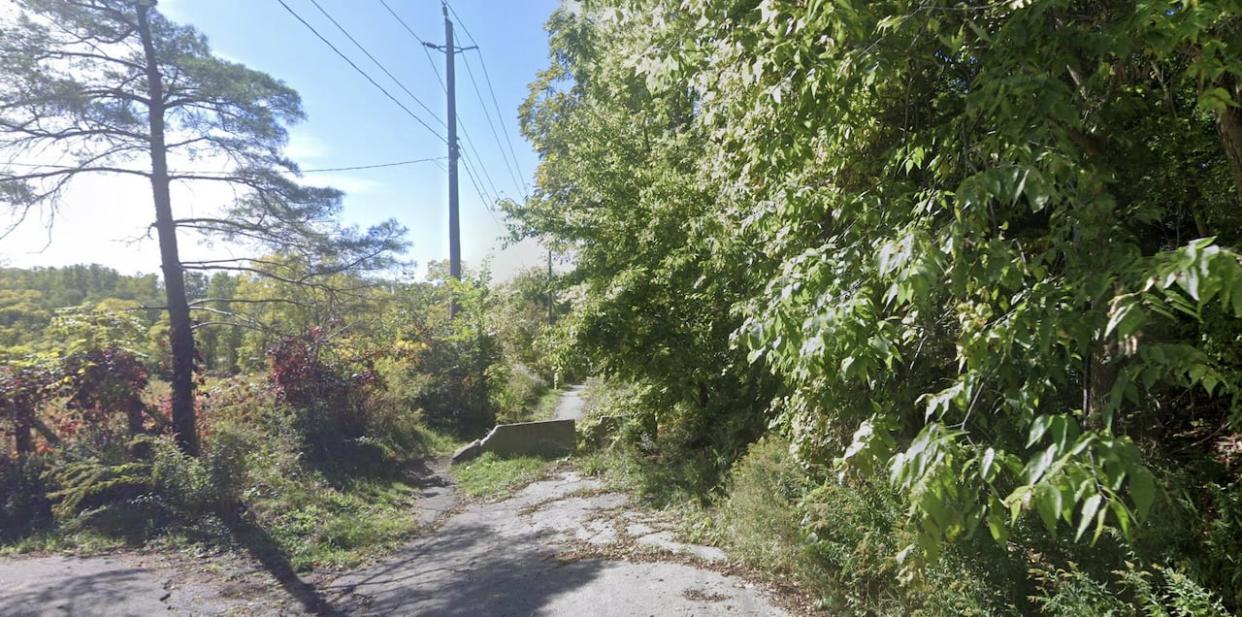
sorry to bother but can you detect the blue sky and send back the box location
[1,0,559,280]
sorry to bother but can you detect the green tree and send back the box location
[198,272,242,374]
[516,0,1242,601]
[0,0,405,454]
[512,4,778,482]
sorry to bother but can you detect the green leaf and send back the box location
[1024,445,1057,484]
[980,447,996,481]
[1027,415,1052,448]
[1130,467,1155,518]
[987,498,1009,544]
[1105,301,1146,339]
[1035,483,1062,534]
[1076,494,1102,541]
[1110,501,1131,539]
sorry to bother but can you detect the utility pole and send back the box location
[547,248,554,325]
[425,2,474,318]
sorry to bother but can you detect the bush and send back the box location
[489,362,549,424]
[1033,563,1233,617]
[711,436,1240,617]
[579,379,761,507]
[201,423,254,506]
[408,334,498,435]
[265,328,442,474]
[268,329,383,455]
[717,437,1021,616]
[716,437,811,576]
[41,435,217,543]
[1032,565,1134,617]
[1134,470,1242,608]
[0,456,51,540]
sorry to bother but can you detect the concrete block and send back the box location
[451,439,484,464]
[450,419,577,464]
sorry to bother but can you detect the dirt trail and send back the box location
[0,390,789,616]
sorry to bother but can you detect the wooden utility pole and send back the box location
[444,4,460,299]
[426,2,475,318]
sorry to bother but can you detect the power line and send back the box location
[458,154,500,226]
[445,1,530,198]
[296,157,446,173]
[437,151,497,226]
[460,52,523,199]
[273,0,446,144]
[375,0,503,202]
[1,157,446,175]
[287,2,499,233]
[366,2,500,258]
[305,0,446,129]
[459,148,497,209]
[377,0,446,92]
[459,130,502,201]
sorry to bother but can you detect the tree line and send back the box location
[509,0,1242,612]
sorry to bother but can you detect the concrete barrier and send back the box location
[451,419,577,464]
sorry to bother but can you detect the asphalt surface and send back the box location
[0,551,304,616]
[0,389,788,616]
[553,384,587,421]
[321,470,785,616]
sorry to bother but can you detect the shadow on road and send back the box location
[0,567,153,616]
[323,521,605,616]
[223,508,343,617]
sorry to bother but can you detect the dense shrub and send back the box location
[39,435,218,543]
[0,361,56,456]
[718,437,1020,615]
[1033,564,1233,617]
[515,0,1242,609]
[489,363,549,424]
[3,371,433,568]
[577,384,715,506]
[61,347,150,434]
[407,328,499,434]
[0,456,51,540]
[267,327,397,470]
[580,378,1238,615]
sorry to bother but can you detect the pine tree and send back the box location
[0,0,405,454]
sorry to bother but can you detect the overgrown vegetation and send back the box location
[516,1,1242,614]
[452,452,558,498]
[4,0,1242,613]
[0,262,569,570]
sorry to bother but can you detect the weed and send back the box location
[451,452,557,497]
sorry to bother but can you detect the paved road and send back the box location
[322,469,785,616]
[0,552,304,616]
[0,390,789,616]
[553,384,587,421]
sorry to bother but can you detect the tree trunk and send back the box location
[13,403,33,456]
[126,396,146,435]
[1085,338,1118,429]
[138,4,198,456]
[32,417,60,447]
[1218,74,1242,203]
